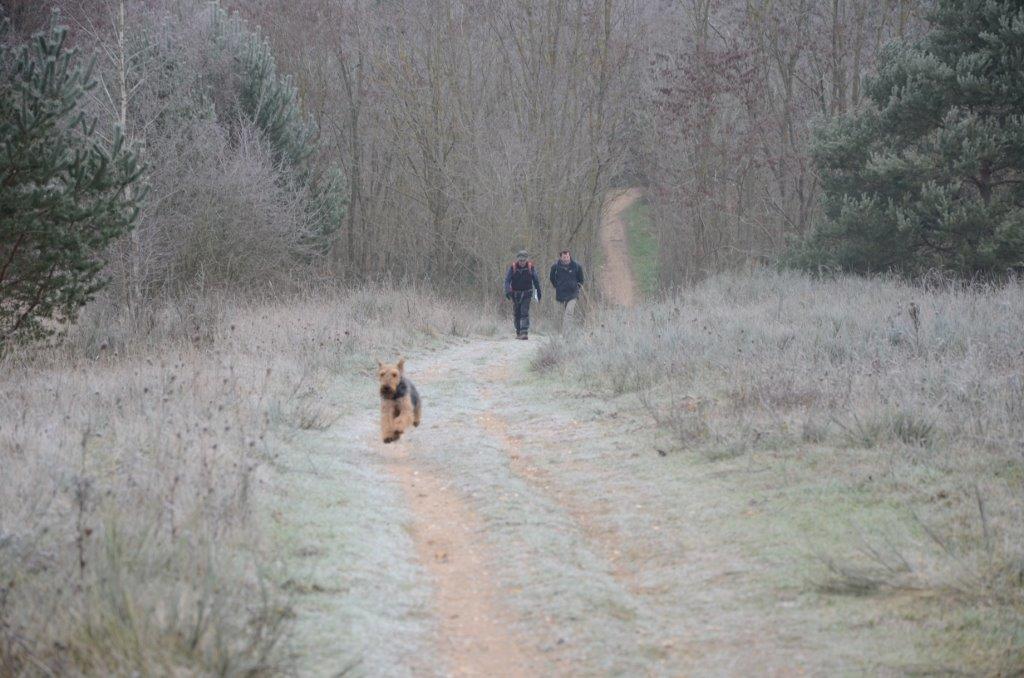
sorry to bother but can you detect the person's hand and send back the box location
[505,291,512,300]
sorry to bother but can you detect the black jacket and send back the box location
[504,261,542,298]
[549,259,584,302]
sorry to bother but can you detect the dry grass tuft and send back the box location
[531,336,569,372]
[0,285,499,675]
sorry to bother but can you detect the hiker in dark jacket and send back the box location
[549,249,584,333]
[504,250,542,340]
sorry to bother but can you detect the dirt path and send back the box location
[383,448,533,677]
[272,338,934,676]
[598,188,643,307]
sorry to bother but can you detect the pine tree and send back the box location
[796,0,1024,276]
[211,7,344,249]
[1,24,144,346]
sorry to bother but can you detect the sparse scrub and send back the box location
[531,336,568,372]
[546,270,1024,669]
[820,485,1024,617]
[833,409,938,449]
[0,286,499,675]
[638,386,711,448]
[551,270,1023,454]
[141,119,318,295]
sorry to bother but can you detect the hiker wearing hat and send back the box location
[503,250,542,340]
[549,248,585,333]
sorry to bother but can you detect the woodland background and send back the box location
[3,0,929,298]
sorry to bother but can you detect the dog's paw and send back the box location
[413,421,420,427]
[382,435,398,444]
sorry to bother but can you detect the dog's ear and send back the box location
[397,357,405,372]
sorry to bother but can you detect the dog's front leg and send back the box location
[381,402,399,443]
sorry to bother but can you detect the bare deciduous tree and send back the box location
[231,0,641,295]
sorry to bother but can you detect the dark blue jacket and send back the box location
[504,261,542,298]
[549,259,584,302]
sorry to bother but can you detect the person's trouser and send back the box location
[560,298,577,333]
[511,291,532,335]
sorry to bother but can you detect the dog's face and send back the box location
[377,358,404,396]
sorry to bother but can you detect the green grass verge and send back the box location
[624,197,659,298]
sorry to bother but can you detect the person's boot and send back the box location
[518,331,529,340]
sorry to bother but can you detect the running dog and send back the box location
[377,357,422,443]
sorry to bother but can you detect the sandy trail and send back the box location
[383,445,533,677]
[598,188,643,307]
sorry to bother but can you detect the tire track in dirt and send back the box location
[473,358,790,674]
[383,442,533,677]
[476,362,673,597]
[475,394,638,590]
[598,188,643,307]
[475,360,711,673]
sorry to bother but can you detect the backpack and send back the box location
[508,260,535,291]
